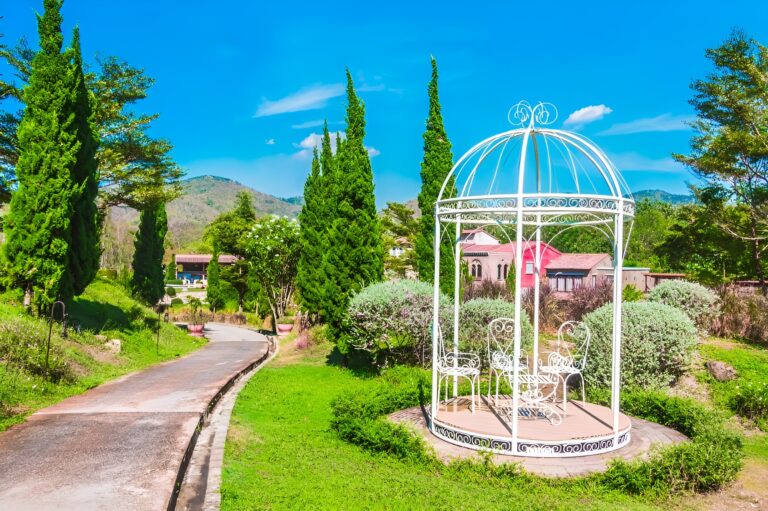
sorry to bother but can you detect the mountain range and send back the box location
[104,176,695,253]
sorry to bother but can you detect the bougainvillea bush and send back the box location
[647,280,719,332]
[583,302,697,389]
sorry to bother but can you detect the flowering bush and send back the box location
[458,298,533,357]
[583,302,697,389]
[647,280,719,332]
[345,280,451,367]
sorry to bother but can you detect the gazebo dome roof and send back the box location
[437,102,635,227]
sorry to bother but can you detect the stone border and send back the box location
[174,334,278,510]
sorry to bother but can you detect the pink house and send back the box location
[460,230,562,288]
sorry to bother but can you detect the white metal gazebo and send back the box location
[429,101,635,457]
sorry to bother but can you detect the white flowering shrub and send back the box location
[648,280,719,332]
[583,302,697,389]
[346,280,452,367]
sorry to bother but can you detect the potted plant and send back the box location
[187,297,205,335]
[276,316,294,335]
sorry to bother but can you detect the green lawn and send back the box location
[221,343,658,510]
[0,276,206,431]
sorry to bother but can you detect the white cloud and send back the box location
[367,146,381,157]
[563,104,613,127]
[265,138,275,145]
[293,131,345,159]
[291,120,325,129]
[255,83,344,117]
[599,113,695,135]
[609,152,685,173]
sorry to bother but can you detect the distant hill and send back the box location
[106,175,301,253]
[633,189,696,205]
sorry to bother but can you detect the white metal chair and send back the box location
[487,318,516,405]
[435,324,480,413]
[538,321,591,412]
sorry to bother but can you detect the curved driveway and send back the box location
[0,323,269,511]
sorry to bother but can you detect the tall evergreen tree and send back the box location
[296,147,325,318]
[131,201,167,304]
[3,0,78,311]
[206,242,224,312]
[415,57,455,295]
[68,27,100,295]
[323,70,383,335]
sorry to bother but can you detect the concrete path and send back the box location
[0,323,269,511]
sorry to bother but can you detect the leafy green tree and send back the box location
[297,148,326,317]
[322,71,384,334]
[3,0,78,311]
[68,27,101,295]
[131,201,167,304]
[381,201,418,278]
[675,31,768,293]
[206,242,225,312]
[165,256,177,281]
[245,217,301,327]
[415,57,455,294]
[205,191,255,311]
[624,199,676,269]
[0,36,182,209]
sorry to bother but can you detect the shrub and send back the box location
[345,280,452,367]
[330,366,433,463]
[731,381,768,428]
[622,284,644,302]
[583,302,697,389]
[170,297,183,306]
[0,316,73,383]
[463,279,508,301]
[648,280,719,332]
[711,287,768,345]
[165,286,177,297]
[599,390,743,495]
[566,279,613,321]
[458,298,534,358]
[522,283,563,332]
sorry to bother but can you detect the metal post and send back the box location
[430,204,442,423]
[45,301,66,379]
[452,219,462,398]
[533,223,541,376]
[611,210,625,441]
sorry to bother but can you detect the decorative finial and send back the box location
[507,101,558,127]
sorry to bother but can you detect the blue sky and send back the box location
[3,1,768,204]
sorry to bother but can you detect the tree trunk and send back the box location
[749,214,767,295]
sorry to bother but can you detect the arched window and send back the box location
[503,264,509,279]
[471,260,482,279]
[497,264,502,280]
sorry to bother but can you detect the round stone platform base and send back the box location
[389,403,687,477]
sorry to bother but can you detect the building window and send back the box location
[497,264,502,280]
[525,261,534,274]
[471,260,482,279]
[503,264,509,278]
[554,275,584,293]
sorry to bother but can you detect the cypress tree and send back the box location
[131,201,167,304]
[3,0,79,312]
[415,57,455,295]
[323,70,383,335]
[206,242,224,312]
[165,256,176,281]
[296,147,325,318]
[68,27,101,295]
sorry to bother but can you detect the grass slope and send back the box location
[0,276,206,431]
[221,343,655,510]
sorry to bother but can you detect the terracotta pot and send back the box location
[187,324,205,334]
[277,324,293,334]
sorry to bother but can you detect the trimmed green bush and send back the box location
[598,390,743,495]
[165,286,177,297]
[459,298,534,357]
[583,302,697,389]
[170,297,183,306]
[648,280,719,332]
[345,280,452,367]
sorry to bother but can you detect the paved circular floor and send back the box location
[389,404,688,477]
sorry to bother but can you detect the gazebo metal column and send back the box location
[611,205,625,441]
[430,204,441,422]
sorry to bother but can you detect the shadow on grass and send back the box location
[69,298,144,332]
[326,345,379,378]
